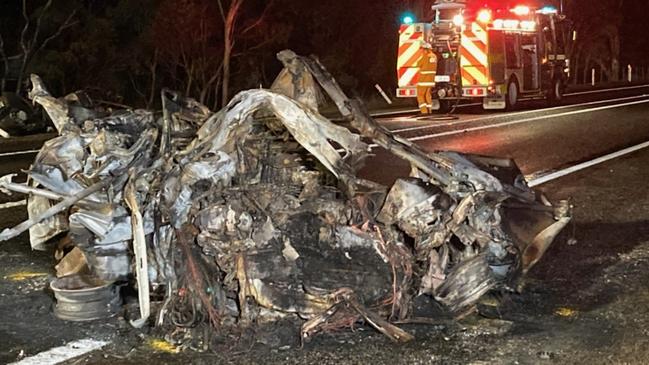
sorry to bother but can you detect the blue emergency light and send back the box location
[402,15,415,24]
[538,6,558,14]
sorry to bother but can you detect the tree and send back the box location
[109,0,162,108]
[0,0,77,94]
[217,0,243,107]
[150,0,276,108]
[565,0,624,83]
[152,0,223,105]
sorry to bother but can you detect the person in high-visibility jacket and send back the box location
[416,44,438,114]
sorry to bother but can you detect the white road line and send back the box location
[9,339,108,365]
[0,200,27,209]
[565,84,649,96]
[388,94,649,134]
[371,108,419,117]
[527,140,649,187]
[0,128,10,138]
[372,84,649,119]
[407,98,649,142]
[0,149,40,157]
[370,102,479,118]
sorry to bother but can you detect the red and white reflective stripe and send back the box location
[460,22,489,86]
[397,24,425,88]
[397,27,424,69]
[399,68,420,88]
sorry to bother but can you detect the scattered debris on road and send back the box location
[0,50,570,347]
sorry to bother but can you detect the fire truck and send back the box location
[397,0,570,111]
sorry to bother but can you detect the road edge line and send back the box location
[389,94,649,134]
[0,149,41,157]
[565,84,649,96]
[408,98,649,142]
[527,141,649,187]
[374,84,649,121]
[370,102,479,118]
[8,339,109,365]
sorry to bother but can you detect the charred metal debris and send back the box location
[0,50,570,344]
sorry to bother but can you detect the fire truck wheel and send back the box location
[506,78,519,110]
[548,78,564,105]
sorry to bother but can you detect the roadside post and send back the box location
[591,68,596,86]
[628,65,633,83]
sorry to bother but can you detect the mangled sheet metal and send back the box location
[0,50,570,344]
[0,93,50,137]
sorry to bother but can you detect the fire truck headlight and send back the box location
[477,10,491,24]
[438,89,447,99]
[452,14,464,27]
[511,5,531,16]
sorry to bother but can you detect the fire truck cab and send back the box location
[396,1,570,111]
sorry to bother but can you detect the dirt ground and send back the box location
[1,148,649,364]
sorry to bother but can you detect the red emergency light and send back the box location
[477,9,492,23]
[468,4,537,26]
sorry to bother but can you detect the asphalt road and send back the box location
[360,85,649,185]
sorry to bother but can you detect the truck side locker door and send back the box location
[505,34,521,70]
[489,30,505,85]
[521,34,539,91]
[540,23,553,90]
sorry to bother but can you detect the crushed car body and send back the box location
[0,50,570,344]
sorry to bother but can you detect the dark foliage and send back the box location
[0,0,646,106]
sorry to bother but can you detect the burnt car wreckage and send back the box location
[0,50,570,345]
